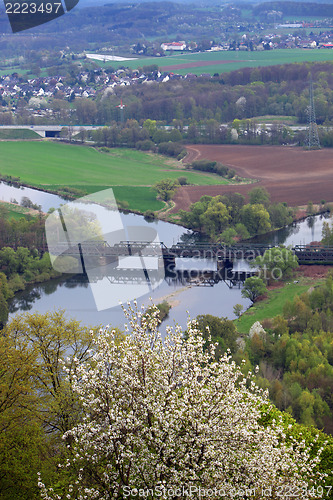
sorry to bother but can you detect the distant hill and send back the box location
[253,0,333,15]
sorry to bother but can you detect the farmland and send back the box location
[0,142,233,212]
[107,48,333,75]
[172,144,333,211]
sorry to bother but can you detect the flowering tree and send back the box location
[39,304,328,500]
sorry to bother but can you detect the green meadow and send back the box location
[106,48,333,75]
[235,278,315,334]
[0,142,230,212]
[0,201,36,220]
[0,129,40,140]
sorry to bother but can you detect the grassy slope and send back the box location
[0,142,230,212]
[105,48,333,75]
[0,201,36,220]
[0,129,40,140]
[236,279,314,334]
[0,142,229,187]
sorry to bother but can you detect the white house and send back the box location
[161,42,186,51]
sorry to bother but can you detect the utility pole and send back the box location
[306,75,320,150]
[116,98,126,124]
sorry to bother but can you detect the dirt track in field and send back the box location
[172,145,333,212]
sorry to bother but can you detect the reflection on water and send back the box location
[248,212,330,247]
[8,268,253,333]
[9,288,41,313]
[0,181,66,212]
[2,179,332,329]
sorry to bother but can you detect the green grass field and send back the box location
[236,279,314,334]
[0,129,40,140]
[253,115,298,124]
[105,48,333,75]
[0,201,36,220]
[0,142,230,212]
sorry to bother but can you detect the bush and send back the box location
[143,210,156,220]
[177,176,188,185]
[226,168,236,179]
[220,227,237,245]
[135,139,155,151]
[215,164,229,176]
[177,149,187,160]
[158,142,184,157]
[192,160,232,178]
[192,160,217,172]
[20,196,41,211]
[8,274,25,293]
[59,186,86,198]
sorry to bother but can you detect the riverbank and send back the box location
[235,265,332,334]
[0,199,43,219]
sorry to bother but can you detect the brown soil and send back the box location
[173,145,333,212]
[160,60,243,71]
[296,265,332,279]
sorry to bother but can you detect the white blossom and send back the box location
[39,304,327,499]
[249,321,266,339]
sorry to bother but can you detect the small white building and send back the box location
[161,42,186,51]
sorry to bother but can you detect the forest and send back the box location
[109,62,333,126]
[254,1,333,17]
[245,273,333,434]
[0,207,61,326]
[178,187,294,242]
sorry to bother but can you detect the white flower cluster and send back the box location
[39,304,327,500]
[249,321,266,339]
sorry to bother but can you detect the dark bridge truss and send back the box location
[46,241,333,265]
[49,240,273,259]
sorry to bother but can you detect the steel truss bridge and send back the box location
[47,241,333,266]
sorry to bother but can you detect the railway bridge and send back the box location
[47,240,333,273]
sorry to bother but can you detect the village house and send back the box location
[160,42,186,51]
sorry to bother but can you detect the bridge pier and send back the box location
[163,255,176,273]
[216,257,233,271]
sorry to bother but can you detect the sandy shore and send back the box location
[155,284,192,308]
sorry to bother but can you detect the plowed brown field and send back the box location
[173,145,333,212]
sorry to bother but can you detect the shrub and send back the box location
[177,176,188,185]
[192,159,217,172]
[158,142,184,157]
[143,209,156,220]
[135,139,155,151]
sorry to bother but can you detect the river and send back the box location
[1,181,331,331]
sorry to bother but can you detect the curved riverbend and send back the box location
[1,182,330,330]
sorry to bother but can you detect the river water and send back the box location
[1,181,331,331]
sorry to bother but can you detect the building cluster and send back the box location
[0,75,96,101]
[159,28,333,53]
[0,68,206,120]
